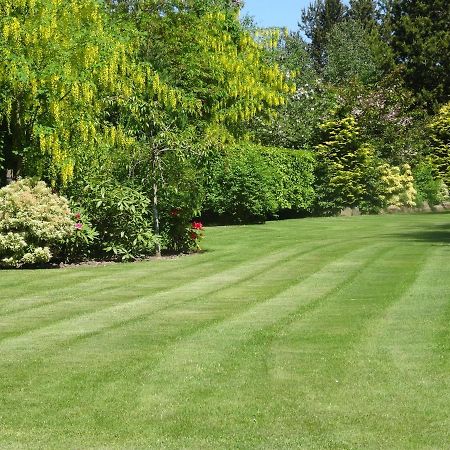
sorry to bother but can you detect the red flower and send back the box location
[190,232,197,240]
[74,212,81,220]
[74,222,83,230]
[192,221,203,230]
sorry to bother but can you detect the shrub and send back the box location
[0,178,73,267]
[157,153,205,252]
[77,181,157,261]
[62,207,99,261]
[379,163,417,207]
[202,144,277,223]
[201,142,315,223]
[314,116,384,214]
[413,161,448,206]
[428,102,450,186]
[261,146,315,213]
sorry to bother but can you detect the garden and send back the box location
[1,0,449,447]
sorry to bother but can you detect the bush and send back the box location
[314,116,385,214]
[413,161,448,206]
[428,102,450,186]
[261,146,315,213]
[201,142,315,223]
[62,207,99,261]
[202,144,277,223]
[76,181,157,261]
[0,178,73,267]
[379,163,417,207]
[157,153,205,252]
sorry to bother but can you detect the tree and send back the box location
[0,0,144,186]
[390,0,450,109]
[299,0,346,69]
[324,20,382,85]
[112,0,293,253]
[428,102,450,186]
[348,0,378,29]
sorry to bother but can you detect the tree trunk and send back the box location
[152,152,161,258]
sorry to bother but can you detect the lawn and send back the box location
[0,213,449,449]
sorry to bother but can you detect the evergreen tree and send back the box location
[299,0,346,69]
[390,0,450,109]
[348,0,378,30]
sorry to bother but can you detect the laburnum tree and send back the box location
[0,0,139,186]
[107,0,294,253]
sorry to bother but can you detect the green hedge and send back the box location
[201,142,315,223]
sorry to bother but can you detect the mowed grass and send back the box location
[0,214,449,449]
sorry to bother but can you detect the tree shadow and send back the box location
[388,222,450,245]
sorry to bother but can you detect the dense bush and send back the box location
[76,181,157,261]
[261,146,315,212]
[201,143,315,223]
[428,102,450,186]
[314,117,385,214]
[0,179,73,267]
[413,161,448,206]
[203,144,277,223]
[379,163,416,207]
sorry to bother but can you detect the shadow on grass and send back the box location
[389,222,450,245]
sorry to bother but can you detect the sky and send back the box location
[241,0,312,31]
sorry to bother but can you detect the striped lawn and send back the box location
[0,213,449,449]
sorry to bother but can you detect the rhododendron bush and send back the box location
[0,179,73,267]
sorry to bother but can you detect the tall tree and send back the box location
[0,0,147,186]
[390,0,450,109]
[299,0,346,69]
[348,0,378,30]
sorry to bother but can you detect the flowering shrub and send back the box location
[62,208,98,260]
[190,221,205,250]
[158,154,205,252]
[0,178,73,267]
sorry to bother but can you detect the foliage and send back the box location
[125,0,293,134]
[252,32,338,151]
[314,116,385,214]
[300,0,347,69]
[62,208,99,261]
[0,178,73,267]
[379,163,416,207]
[76,181,157,261]
[260,146,316,212]
[413,161,448,206]
[324,21,385,85]
[427,102,450,186]
[202,144,277,223]
[157,151,205,252]
[337,72,427,165]
[348,0,378,30]
[201,143,315,222]
[0,0,146,186]
[390,0,450,109]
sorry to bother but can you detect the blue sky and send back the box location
[241,0,312,31]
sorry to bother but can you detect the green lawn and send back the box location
[0,213,449,449]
